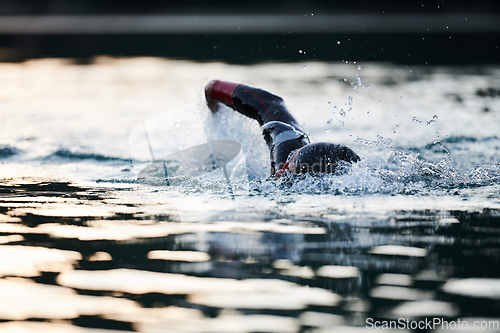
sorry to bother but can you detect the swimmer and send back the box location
[205,80,360,178]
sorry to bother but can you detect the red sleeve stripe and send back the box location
[211,80,239,108]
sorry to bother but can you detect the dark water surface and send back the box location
[1,58,500,332]
[1,179,499,332]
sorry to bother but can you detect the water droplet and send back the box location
[327,101,331,104]
[355,75,362,86]
[357,65,362,70]
[303,66,306,69]
[337,41,341,45]
[366,85,370,88]
[326,129,330,132]
[343,78,347,82]
[339,120,345,126]
[426,115,439,125]
[298,49,303,53]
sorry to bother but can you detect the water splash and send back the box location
[355,75,362,86]
[355,136,500,192]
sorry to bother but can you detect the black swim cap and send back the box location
[291,142,360,174]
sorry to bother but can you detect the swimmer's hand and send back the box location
[206,99,220,113]
[274,169,286,179]
[205,80,220,113]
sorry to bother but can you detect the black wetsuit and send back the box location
[205,80,360,175]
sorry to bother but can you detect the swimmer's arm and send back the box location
[204,80,239,113]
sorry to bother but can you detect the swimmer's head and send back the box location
[286,142,360,174]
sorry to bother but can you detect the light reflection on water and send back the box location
[0,180,499,332]
[0,58,499,332]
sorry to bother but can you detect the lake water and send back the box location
[1,57,499,332]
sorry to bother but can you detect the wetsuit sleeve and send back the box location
[205,80,302,129]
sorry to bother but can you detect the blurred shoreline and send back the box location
[1,14,498,34]
[1,13,499,64]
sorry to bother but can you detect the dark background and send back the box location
[0,0,499,64]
